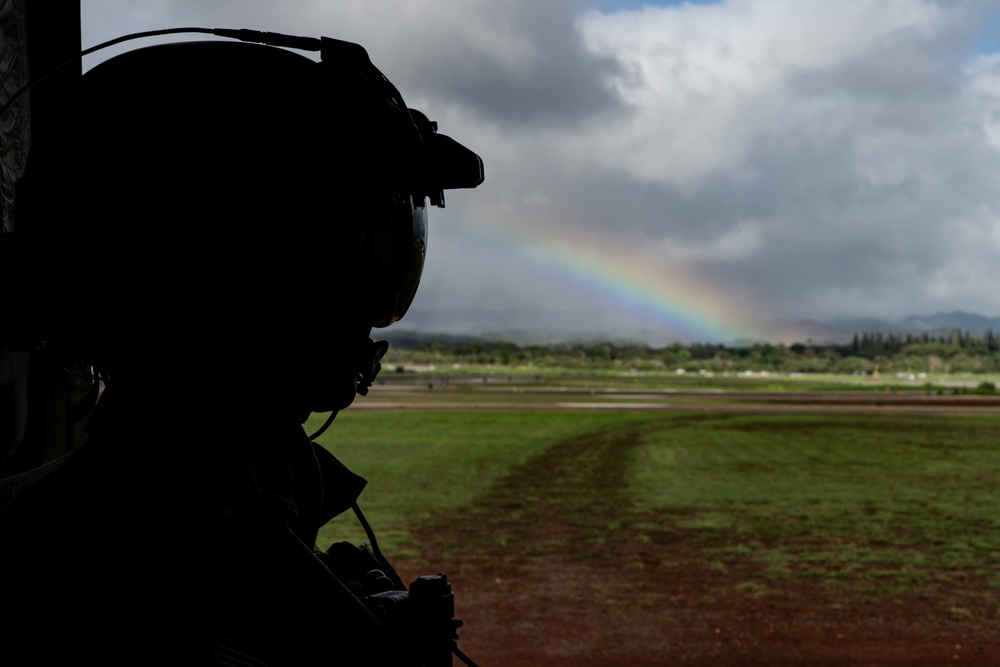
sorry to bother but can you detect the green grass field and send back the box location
[313,410,652,554]
[310,402,1000,607]
[628,412,1000,599]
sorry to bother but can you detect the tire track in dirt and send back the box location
[405,418,769,664]
[400,418,1000,666]
[413,419,659,573]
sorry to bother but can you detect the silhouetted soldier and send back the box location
[0,33,482,665]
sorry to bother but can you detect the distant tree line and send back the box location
[386,329,1000,375]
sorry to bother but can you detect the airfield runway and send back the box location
[355,384,1000,415]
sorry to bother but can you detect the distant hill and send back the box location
[897,312,1000,333]
[387,307,1000,347]
[390,306,684,347]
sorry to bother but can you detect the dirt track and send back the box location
[358,385,1000,415]
[383,389,1000,666]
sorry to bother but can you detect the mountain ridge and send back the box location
[387,308,1000,347]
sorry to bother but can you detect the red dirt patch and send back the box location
[398,549,1000,666]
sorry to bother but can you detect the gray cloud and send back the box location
[83,0,627,129]
[80,1,1000,340]
[406,1,627,127]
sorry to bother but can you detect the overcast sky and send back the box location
[82,1,1000,342]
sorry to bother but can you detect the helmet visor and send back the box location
[369,195,427,328]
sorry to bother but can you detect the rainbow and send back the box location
[447,223,770,343]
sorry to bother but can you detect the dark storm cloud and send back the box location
[412,2,627,127]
